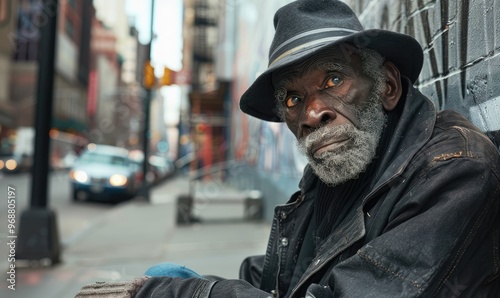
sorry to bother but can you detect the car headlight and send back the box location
[5,159,17,171]
[109,174,127,186]
[70,170,89,183]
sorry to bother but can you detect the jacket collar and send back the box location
[362,78,436,204]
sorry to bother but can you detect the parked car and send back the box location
[147,154,176,184]
[128,150,176,185]
[51,150,78,171]
[0,153,32,174]
[69,144,140,202]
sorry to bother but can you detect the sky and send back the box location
[126,0,183,70]
[125,0,183,125]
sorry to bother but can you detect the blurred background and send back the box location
[0,0,500,296]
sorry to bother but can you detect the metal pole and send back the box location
[17,0,60,264]
[140,0,155,201]
[30,0,58,207]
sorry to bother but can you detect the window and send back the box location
[12,2,41,61]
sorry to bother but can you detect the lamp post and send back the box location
[17,0,60,264]
[139,0,156,201]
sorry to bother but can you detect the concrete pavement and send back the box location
[0,174,271,298]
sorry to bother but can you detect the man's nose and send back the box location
[299,95,337,134]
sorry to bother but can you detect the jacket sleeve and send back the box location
[134,276,272,297]
[134,255,268,298]
[311,150,500,297]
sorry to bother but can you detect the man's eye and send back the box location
[285,96,301,108]
[325,76,343,88]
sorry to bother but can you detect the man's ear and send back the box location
[380,61,402,111]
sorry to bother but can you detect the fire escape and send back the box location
[189,0,228,171]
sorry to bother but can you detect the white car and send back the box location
[69,144,140,202]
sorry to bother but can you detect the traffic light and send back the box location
[161,67,174,86]
[143,61,155,89]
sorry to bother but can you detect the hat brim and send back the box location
[239,29,423,122]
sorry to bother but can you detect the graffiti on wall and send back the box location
[345,0,500,149]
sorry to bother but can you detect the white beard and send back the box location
[297,92,387,186]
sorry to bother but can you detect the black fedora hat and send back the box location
[239,0,424,122]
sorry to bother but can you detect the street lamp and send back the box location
[17,0,61,264]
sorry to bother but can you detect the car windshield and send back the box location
[79,152,128,166]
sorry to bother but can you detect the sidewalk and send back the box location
[0,175,271,298]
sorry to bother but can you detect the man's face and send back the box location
[274,49,387,186]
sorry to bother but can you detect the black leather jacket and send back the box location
[136,79,500,297]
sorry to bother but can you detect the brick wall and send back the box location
[344,0,500,149]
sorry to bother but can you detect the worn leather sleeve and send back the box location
[209,279,272,297]
[135,277,216,298]
[134,276,272,298]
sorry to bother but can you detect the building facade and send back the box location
[7,0,92,162]
[181,0,231,175]
[1,0,148,167]
[0,0,18,154]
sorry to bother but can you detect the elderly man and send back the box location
[77,0,500,297]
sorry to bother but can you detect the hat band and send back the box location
[269,27,359,67]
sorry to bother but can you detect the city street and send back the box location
[0,173,271,297]
[0,171,117,271]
